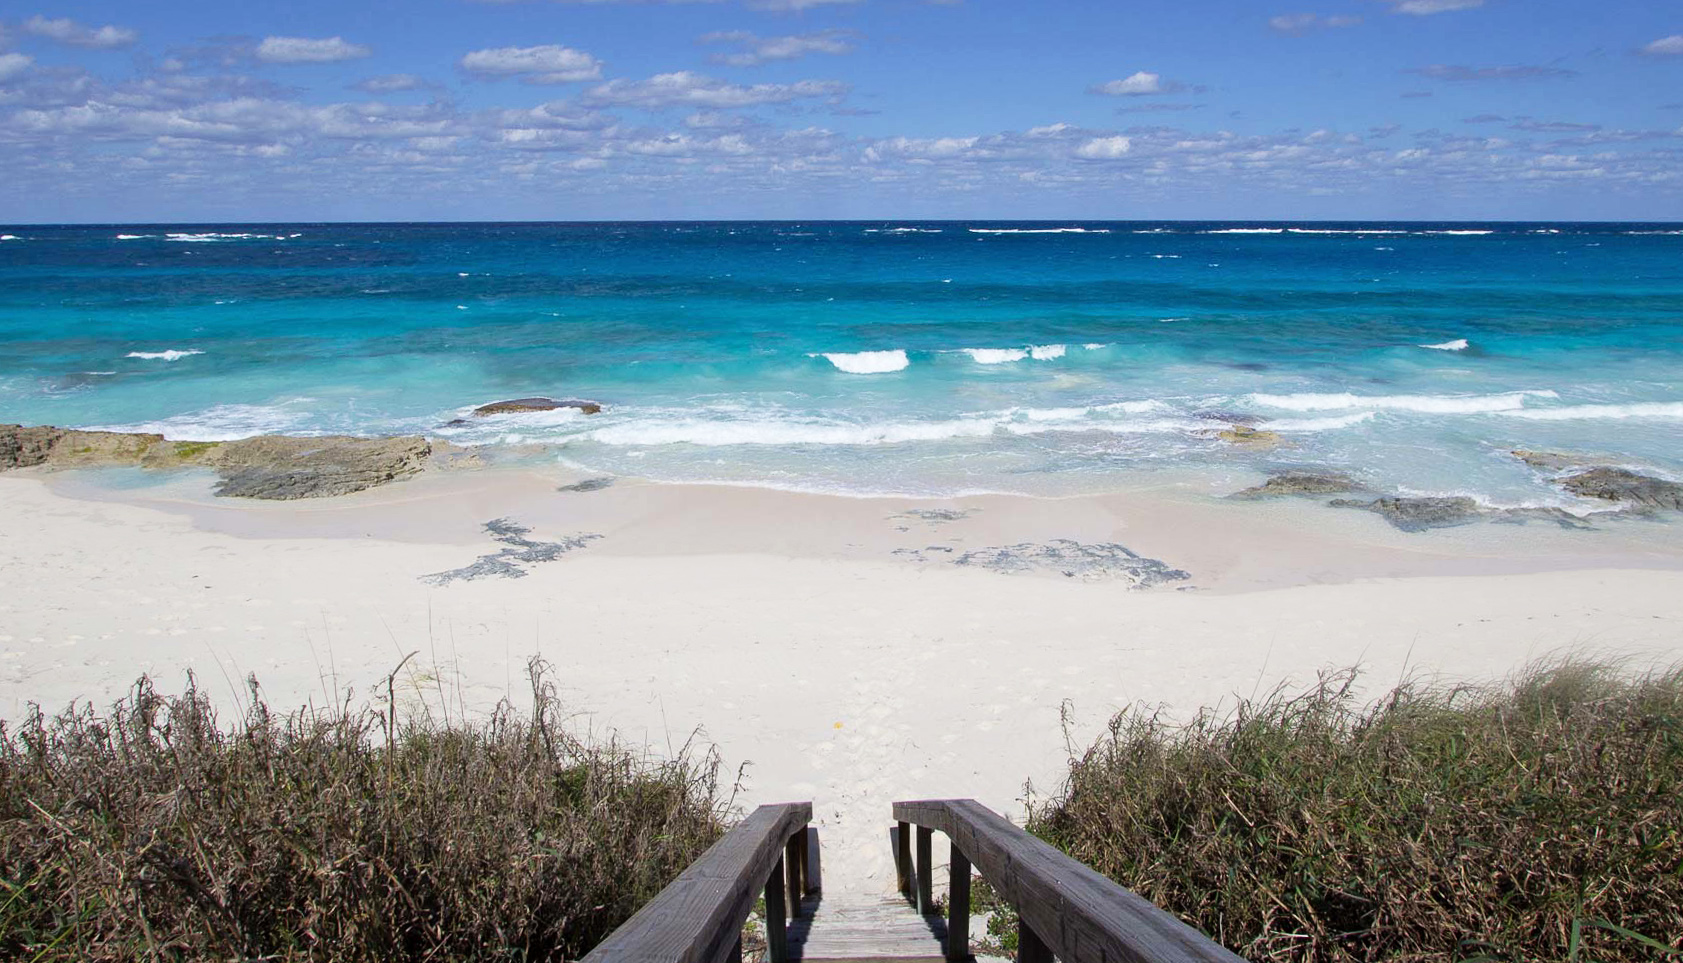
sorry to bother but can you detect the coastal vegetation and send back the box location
[1013,660,1683,962]
[0,662,726,962]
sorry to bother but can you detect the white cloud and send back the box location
[746,0,862,9]
[1091,71,1185,96]
[1075,135,1131,159]
[1388,0,1481,14]
[0,52,33,82]
[460,45,603,83]
[1641,35,1683,56]
[354,74,430,93]
[22,15,137,49]
[582,72,846,109]
[700,30,856,66]
[255,36,372,64]
[1269,13,1362,33]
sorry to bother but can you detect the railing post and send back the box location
[894,820,912,897]
[805,826,823,895]
[916,826,934,915]
[785,833,804,917]
[947,845,971,962]
[765,853,788,963]
[1017,918,1052,963]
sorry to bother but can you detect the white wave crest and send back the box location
[1203,228,1283,234]
[1250,390,1555,414]
[967,227,1110,234]
[115,234,152,240]
[963,348,1028,364]
[1083,343,1109,350]
[1624,230,1683,235]
[1029,344,1067,360]
[87,404,309,441]
[0,234,19,241]
[1285,228,1408,235]
[1498,402,1683,421]
[1266,412,1377,431]
[585,416,998,447]
[1419,230,1494,235]
[1419,338,1469,351]
[818,349,909,374]
[126,349,204,361]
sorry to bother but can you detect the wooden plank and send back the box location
[788,894,950,961]
[786,836,805,918]
[893,799,1249,963]
[947,846,971,962]
[581,802,811,963]
[767,853,788,963]
[915,826,934,915]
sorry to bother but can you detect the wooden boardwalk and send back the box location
[786,894,948,962]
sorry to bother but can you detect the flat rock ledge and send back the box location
[895,539,1190,587]
[422,519,600,584]
[1329,496,1592,532]
[1233,470,1364,499]
[1512,451,1683,514]
[1,424,467,500]
[472,397,602,416]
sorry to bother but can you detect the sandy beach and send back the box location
[5,461,1682,895]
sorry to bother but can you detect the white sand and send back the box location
[4,466,1682,895]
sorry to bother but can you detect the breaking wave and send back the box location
[1250,390,1556,414]
[126,349,204,361]
[817,350,910,374]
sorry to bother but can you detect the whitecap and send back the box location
[1029,344,1067,360]
[816,350,910,374]
[115,234,152,240]
[1419,230,1494,235]
[1498,402,1683,421]
[1083,343,1109,350]
[1203,228,1283,234]
[0,234,19,241]
[1249,390,1555,414]
[1285,228,1408,235]
[968,227,1110,234]
[1419,339,1469,351]
[963,348,1028,365]
[1624,230,1683,235]
[126,349,204,362]
[1266,412,1377,431]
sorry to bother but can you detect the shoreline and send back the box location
[7,445,1683,896]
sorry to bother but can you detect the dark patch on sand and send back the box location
[422,518,601,585]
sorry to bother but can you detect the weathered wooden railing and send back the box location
[894,798,1249,963]
[581,801,819,963]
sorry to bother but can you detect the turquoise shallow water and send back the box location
[1,221,1680,501]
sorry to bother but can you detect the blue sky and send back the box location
[1,0,1680,221]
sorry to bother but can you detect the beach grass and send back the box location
[1016,659,1683,963]
[0,660,727,962]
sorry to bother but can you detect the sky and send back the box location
[0,0,1680,222]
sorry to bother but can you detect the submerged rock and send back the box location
[1330,496,1484,532]
[558,476,615,493]
[1233,470,1363,499]
[472,397,602,416]
[210,436,432,500]
[890,508,973,524]
[422,518,601,584]
[1559,467,1683,512]
[1511,450,1606,472]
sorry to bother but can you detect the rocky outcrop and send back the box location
[1233,470,1363,499]
[1559,467,1683,512]
[1215,425,1284,448]
[1512,450,1604,472]
[1330,496,1483,532]
[209,436,433,500]
[472,397,602,416]
[1,424,445,500]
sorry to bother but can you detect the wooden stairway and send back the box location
[786,893,949,962]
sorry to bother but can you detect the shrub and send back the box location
[1024,661,1683,963]
[0,660,726,961]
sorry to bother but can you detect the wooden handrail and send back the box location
[583,801,816,963]
[894,798,1249,963]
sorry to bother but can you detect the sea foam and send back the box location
[968,227,1110,234]
[818,349,909,374]
[126,349,204,361]
[1250,390,1555,414]
[1029,344,1067,360]
[1419,338,1470,351]
[1498,402,1683,421]
[964,348,1028,364]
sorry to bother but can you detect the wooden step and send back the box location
[787,894,950,962]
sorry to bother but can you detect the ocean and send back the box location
[2,221,1680,504]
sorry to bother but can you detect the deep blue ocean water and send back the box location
[2,221,1680,502]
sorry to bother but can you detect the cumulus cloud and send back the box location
[353,74,430,93]
[459,45,603,83]
[1268,13,1361,34]
[1641,35,1683,56]
[1075,135,1131,159]
[1090,72,1187,96]
[22,15,137,49]
[700,29,856,66]
[1387,0,1481,13]
[581,71,846,109]
[255,36,372,64]
[0,52,33,82]
[1409,64,1577,81]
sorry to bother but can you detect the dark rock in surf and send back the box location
[1559,467,1683,512]
[473,397,602,416]
[1329,496,1483,532]
[1233,471,1363,499]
